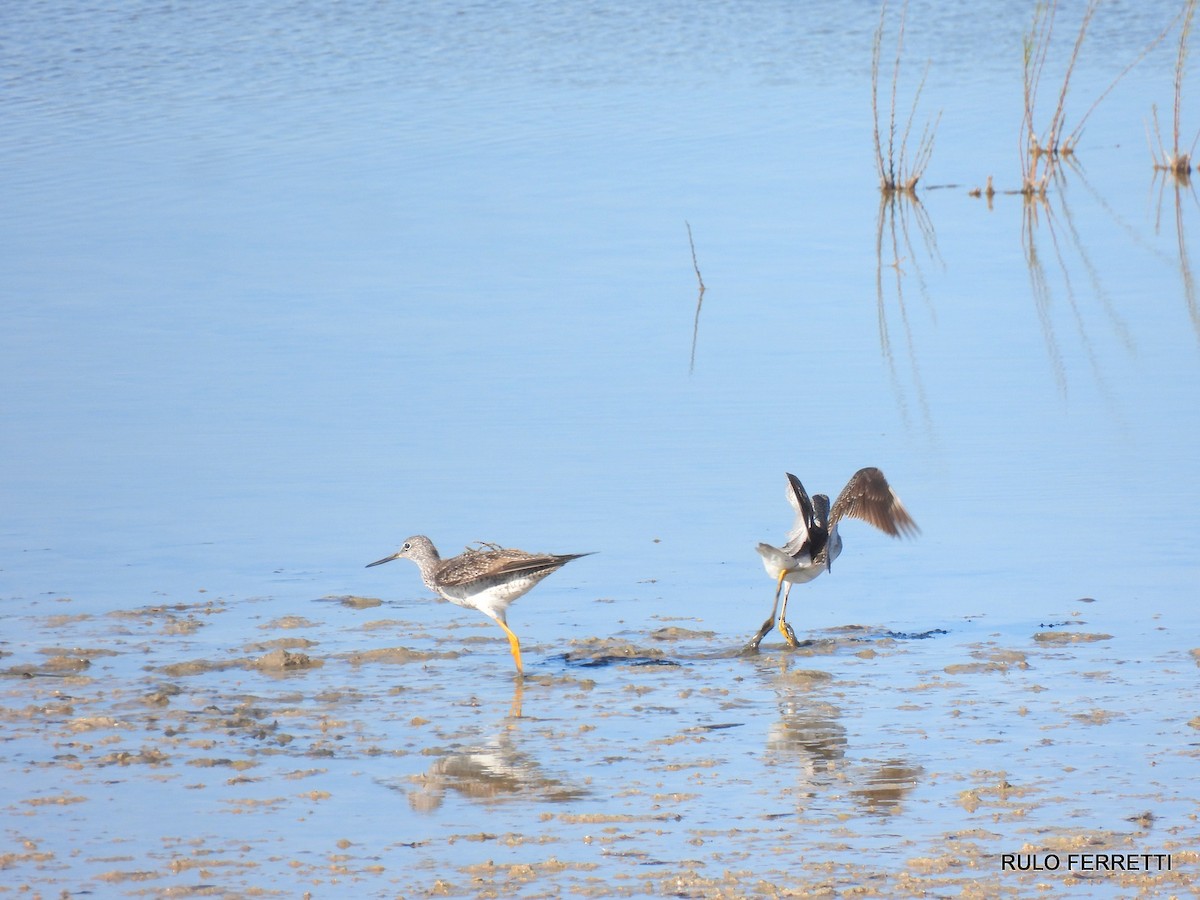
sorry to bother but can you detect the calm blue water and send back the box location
[2,1,1198,895]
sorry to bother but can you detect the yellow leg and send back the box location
[493,617,524,676]
[743,569,788,653]
[777,583,799,648]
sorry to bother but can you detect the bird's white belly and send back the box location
[756,542,834,584]
[780,564,825,585]
[437,575,543,618]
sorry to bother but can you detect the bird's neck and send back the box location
[410,548,442,585]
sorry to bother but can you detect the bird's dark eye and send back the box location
[402,542,411,551]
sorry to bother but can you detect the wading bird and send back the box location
[746,468,919,652]
[366,535,592,675]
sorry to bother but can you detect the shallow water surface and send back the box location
[2,0,1199,896]
[3,595,1196,896]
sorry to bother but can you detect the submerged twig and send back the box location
[686,221,706,296]
[686,221,706,375]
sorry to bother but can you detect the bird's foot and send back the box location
[740,618,776,655]
[779,619,800,648]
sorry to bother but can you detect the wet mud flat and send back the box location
[1,593,1197,898]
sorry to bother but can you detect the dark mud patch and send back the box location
[945,648,1030,675]
[4,656,92,677]
[556,638,680,668]
[250,648,323,672]
[555,653,681,669]
[749,625,951,657]
[648,626,716,641]
[319,594,383,609]
[1033,631,1114,644]
[884,628,950,640]
[345,647,459,665]
[244,636,318,652]
[106,602,223,635]
[159,648,324,677]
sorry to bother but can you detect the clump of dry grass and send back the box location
[1149,0,1199,177]
[871,0,940,194]
[1023,0,1176,196]
[1020,0,1096,194]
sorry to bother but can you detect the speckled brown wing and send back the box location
[436,548,591,587]
[829,467,920,537]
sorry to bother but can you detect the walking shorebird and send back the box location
[745,468,919,652]
[366,535,592,675]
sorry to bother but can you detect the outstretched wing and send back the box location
[829,467,920,537]
[780,472,818,555]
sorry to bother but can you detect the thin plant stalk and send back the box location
[1151,0,1199,175]
[686,221,706,375]
[1065,9,1177,153]
[872,0,939,193]
[1023,0,1174,194]
[1021,0,1097,194]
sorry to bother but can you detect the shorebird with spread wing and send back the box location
[746,468,919,652]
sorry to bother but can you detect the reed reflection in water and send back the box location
[1153,169,1200,343]
[874,190,940,438]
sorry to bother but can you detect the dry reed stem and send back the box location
[1020,0,1057,193]
[872,0,938,194]
[1150,106,1193,175]
[1021,0,1096,194]
[1065,9,1177,153]
[1171,0,1197,161]
[1150,0,1199,176]
[1024,0,1177,194]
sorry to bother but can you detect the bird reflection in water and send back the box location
[766,698,849,793]
[401,683,587,813]
[849,759,923,816]
[765,658,923,817]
